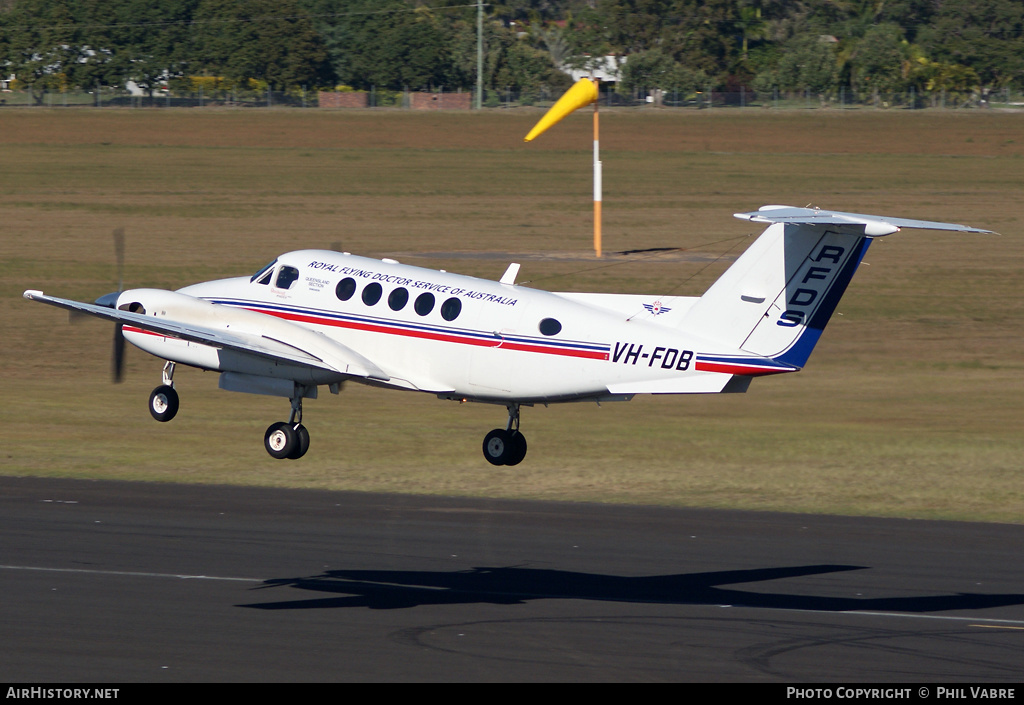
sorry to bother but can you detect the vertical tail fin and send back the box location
[680,207,991,369]
[741,227,870,368]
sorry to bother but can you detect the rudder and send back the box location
[679,222,869,369]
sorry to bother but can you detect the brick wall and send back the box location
[318,92,368,108]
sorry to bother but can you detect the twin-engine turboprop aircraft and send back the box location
[24,206,989,465]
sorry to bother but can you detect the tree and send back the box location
[301,0,458,90]
[619,48,706,94]
[486,20,568,94]
[0,0,89,101]
[916,0,1024,88]
[847,23,905,94]
[94,0,199,96]
[736,1,768,59]
[191,0,330,91]
[772,32,839,95]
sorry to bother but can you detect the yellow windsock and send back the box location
[524,78,598,142]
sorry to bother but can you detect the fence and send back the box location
[2,85,1020,110]
[0,85,325,108]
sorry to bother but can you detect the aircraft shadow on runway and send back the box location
[237,564,1024,614]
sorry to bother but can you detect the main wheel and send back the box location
[148,385,179,422]
[483,429,513,466]
[505,431,528,466]
[289,424,310,460]
[264,422,297,460]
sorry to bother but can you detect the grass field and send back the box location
[1,108,1022,521]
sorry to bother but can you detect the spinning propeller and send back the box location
[92,227,126,383]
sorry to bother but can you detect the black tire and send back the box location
[148,385,179,422]
[264,422,297,460]
[505,431,528,466]
[289,424,310,460]
[482,428,512,466]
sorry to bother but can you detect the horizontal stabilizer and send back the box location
[734,206,994,236]
[681,205,993,370]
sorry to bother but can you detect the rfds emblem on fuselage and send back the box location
[643,301,671,316]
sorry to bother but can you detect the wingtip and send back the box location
[23,289,43,300]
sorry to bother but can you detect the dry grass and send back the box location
[1,107,1022,521]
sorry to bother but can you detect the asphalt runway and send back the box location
[2,476,1023,683]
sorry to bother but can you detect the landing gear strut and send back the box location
[264,387,310,460]
[482,403,527,466]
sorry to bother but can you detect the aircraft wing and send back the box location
[734,206,994,236]
[23,290,390,381]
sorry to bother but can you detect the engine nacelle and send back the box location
[115,288,347,384]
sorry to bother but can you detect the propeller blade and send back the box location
[95,229,125,309]
[112,323,125,383]
[113,227,125,294]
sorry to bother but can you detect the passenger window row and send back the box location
[263,267,563,337]
[335,276,462,322]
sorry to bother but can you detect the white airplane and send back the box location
[24,206,989,465]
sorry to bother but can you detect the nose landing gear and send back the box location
[149,362,179,422]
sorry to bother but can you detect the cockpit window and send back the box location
[251,260,276,284]
[274,266,300,290]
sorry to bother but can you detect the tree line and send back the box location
[1,0,1021,102]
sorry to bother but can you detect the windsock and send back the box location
[524,78,599,142]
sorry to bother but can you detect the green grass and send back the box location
[2,109,1022,522]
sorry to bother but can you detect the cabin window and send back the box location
[440,297,462,322]
[388,287,409,311]
[335,277,357,301]
[539,318,562,336]
[362,282,383,306]
[251,260,276,284]
[275,266,299,290]
[414,292,435,316]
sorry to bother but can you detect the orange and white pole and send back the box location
[593,99,602,257]
[524,78,602,257]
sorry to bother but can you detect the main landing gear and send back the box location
[264,389,310,460]
[482,403,528,466]
[146,362,311,460]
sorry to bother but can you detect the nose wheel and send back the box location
[149,362,179,422]
[148,385,179,422]
[482,403,527,466]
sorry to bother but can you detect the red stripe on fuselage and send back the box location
[122,325,172,339]
[242,306,611,361]
[695,361,792,376]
